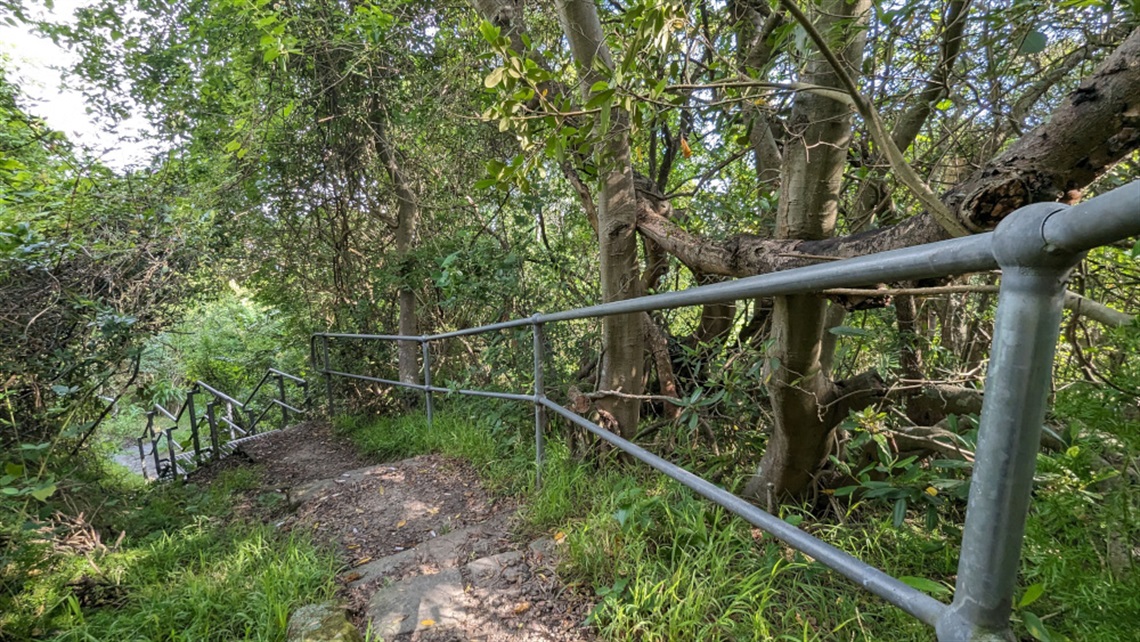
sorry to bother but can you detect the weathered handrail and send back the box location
[135,368,309,480]
[313,181,1139,641]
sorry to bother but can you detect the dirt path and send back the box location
[195,421,595,641]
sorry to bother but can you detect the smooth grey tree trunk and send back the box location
[745,0,872,500]
[556,0,645,436]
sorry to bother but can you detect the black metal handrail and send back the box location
[135,368,309,480]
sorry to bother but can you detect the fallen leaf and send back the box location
[396,520,407,528]
[420,619,435,627]
[378,486,384,495]
[427,507,440,515]
[553,531,566,543]
[354,557,372,566]
[513,601,531,614]
[340,572,362,582]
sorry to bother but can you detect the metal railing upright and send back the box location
[136,368,309,480]
[312,181,1140,641]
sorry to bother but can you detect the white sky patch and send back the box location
[0,0,154,170]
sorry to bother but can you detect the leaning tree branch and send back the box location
[637,27,1140,284]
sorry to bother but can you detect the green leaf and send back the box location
[1019,583,1046,608]
[899,575,951,596]
[30,483,56,502]
[828,326,873,337]
[585,88,616,110]
[588,80,609,93]
[5,463,23,477]
[1019,30,1048,55]
[485,159,506,177]
[479,20,501,44]
[484,67,505,89]
[1023,611,1052,641]
[892,497,907,527]
[473,178,496,190]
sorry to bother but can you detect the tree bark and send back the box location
[556,0,645,436]
[372,112,420,385]
[743,0,872,501]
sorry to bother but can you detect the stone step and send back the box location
[363,534,563,640]
[346,516,508,589]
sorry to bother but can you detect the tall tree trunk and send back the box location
[556,0,644,436]
[372,111,420,385]
[744,0,871,501]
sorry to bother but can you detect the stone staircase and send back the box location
[283,462,591,642]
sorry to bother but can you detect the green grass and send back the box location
[337,398,1140,641]
[0,465,338,642]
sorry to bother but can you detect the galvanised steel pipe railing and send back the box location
[312,182,1140,641]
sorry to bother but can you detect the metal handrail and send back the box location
[136,368,309,480]
[196,380,246,409]
[312,181,1140,641]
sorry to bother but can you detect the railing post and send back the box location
[165,427,179,480]
[136,437,148,481]
[187,390,201,465]
[532,319,546,489]
[206,401,221,462]
[421,338,433,429]
[225,402,236,439]
[277,373,288,429]
[147,412,162,479]
[938,204,1080,642]
[322,335,334,418]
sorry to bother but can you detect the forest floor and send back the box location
[191,421,595,641]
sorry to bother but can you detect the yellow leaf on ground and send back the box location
[513,601,531,614]
[420,619,435,627]
[553,531,566,543]
[396,520,407,528]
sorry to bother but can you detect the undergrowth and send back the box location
[338,397,1139,641]
[0,463,337,642]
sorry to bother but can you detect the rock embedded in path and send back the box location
[286,602,363,642]
[366,568,468,638]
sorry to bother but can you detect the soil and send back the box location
[192,421,596,641]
